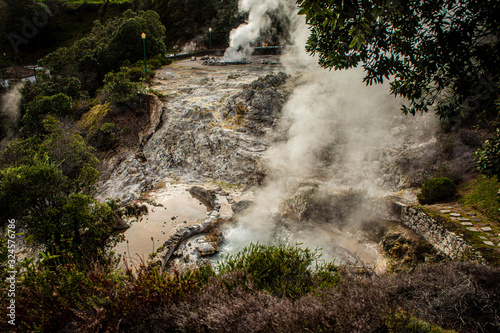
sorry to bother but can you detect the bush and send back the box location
[475,128,500,178]
[217,243,340,299]
[90,122,116,151]
[127,67,147,82]
[157,55,172,66]
[148,58,162,69]
[417,177,457,204]
[102,68,145,107]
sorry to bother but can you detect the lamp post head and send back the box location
[141,32,146,39]
[209,28,212,32]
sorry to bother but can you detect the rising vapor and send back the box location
[223,0,299,61]
[221,0,440,266]
[0,83,23,141]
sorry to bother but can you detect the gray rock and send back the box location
[231,200,254,214]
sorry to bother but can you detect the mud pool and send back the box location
[115,183,210,265]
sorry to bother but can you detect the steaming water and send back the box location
[210,0,434,271]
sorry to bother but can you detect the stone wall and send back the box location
[391,202,480,260]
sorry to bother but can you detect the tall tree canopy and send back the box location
[39,9,166,92]
[297,0,500,126]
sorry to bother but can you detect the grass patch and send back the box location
[459,175,500,221]
[386,312,458,333]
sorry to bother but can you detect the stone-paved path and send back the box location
[431,203,500,251]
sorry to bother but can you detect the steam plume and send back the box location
[223,0,299,61]
[0,83,23,140]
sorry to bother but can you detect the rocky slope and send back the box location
[97,56,289,202]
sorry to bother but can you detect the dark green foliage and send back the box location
[0,117,113,259]
[126,66,148,82]
[148,58,162,69]
[89,121,116,150]
[418,177,458,204]
[21,93,73,137]
[297,0,500,126]
[151,0,217,46]
[0,0,57,55]
[155,54,172,66]
[218,243,340,299]
[39,9,166,93]
[18,74,84,137]
[0,1,132,64]
[475,128,500,178]
[208,0,247,48]
[102,67,145,107]
[22,74,83,102]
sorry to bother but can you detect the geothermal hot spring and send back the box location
[104,0,437,272]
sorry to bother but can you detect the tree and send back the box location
[39,9,166,92]
[152,0,218,46]
[0,118,112,259]
[102,67,146,108]
[0,158,114,255]
[20,93,73,137]
[0,0,59,55]
[475,127,500,178]
[296,0,500,126]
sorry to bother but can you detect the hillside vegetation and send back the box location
[5,243,500,332]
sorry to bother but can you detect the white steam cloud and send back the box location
[224,69,407,257]
[0,83,23,141]
[223,0,300,61]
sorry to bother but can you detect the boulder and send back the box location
[231,200,253,214]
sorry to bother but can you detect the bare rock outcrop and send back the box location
[97,71,290,202]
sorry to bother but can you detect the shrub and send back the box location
[156,55,172,66]
[127,67,147,82]
[475,127,500,178]
[417,177,457,204]
[89,122,116,151]
[102,68,145,107]
[389,262,500,332]
[217,243,340,299]
[148,58,162,69]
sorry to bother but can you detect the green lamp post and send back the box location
[209,27,212,50]
[141,32,148,76]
